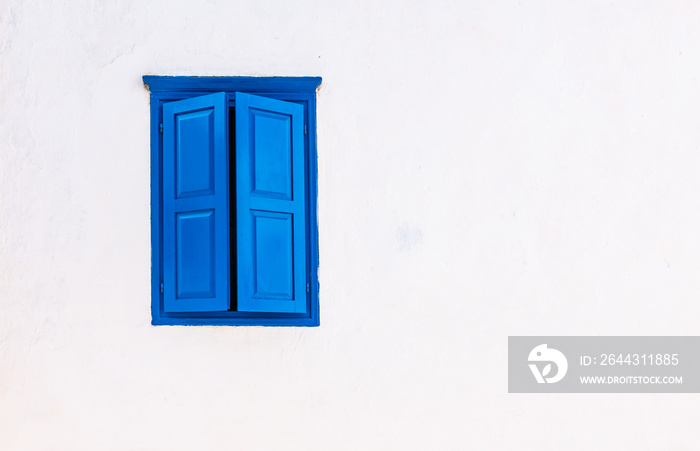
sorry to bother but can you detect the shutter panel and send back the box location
[235,92,307,313]
[162,92,230,312]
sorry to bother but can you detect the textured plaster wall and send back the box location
[2,0,700,449]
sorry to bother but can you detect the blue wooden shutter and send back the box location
[162,92,230,312]
[235,92,307,313]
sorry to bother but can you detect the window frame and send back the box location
[144,76,321,326]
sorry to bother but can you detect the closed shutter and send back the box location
[235,92,307,313]
[162,92,230,312]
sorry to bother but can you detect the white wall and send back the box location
[2,0,700,449]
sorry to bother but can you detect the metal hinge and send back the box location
[304,125,307,135]
[306,282,310,293]
[159,123,163,133]
[160,283,164,293]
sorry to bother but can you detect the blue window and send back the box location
[144,76,321,326]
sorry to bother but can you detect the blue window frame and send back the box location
[144,76,321,326]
